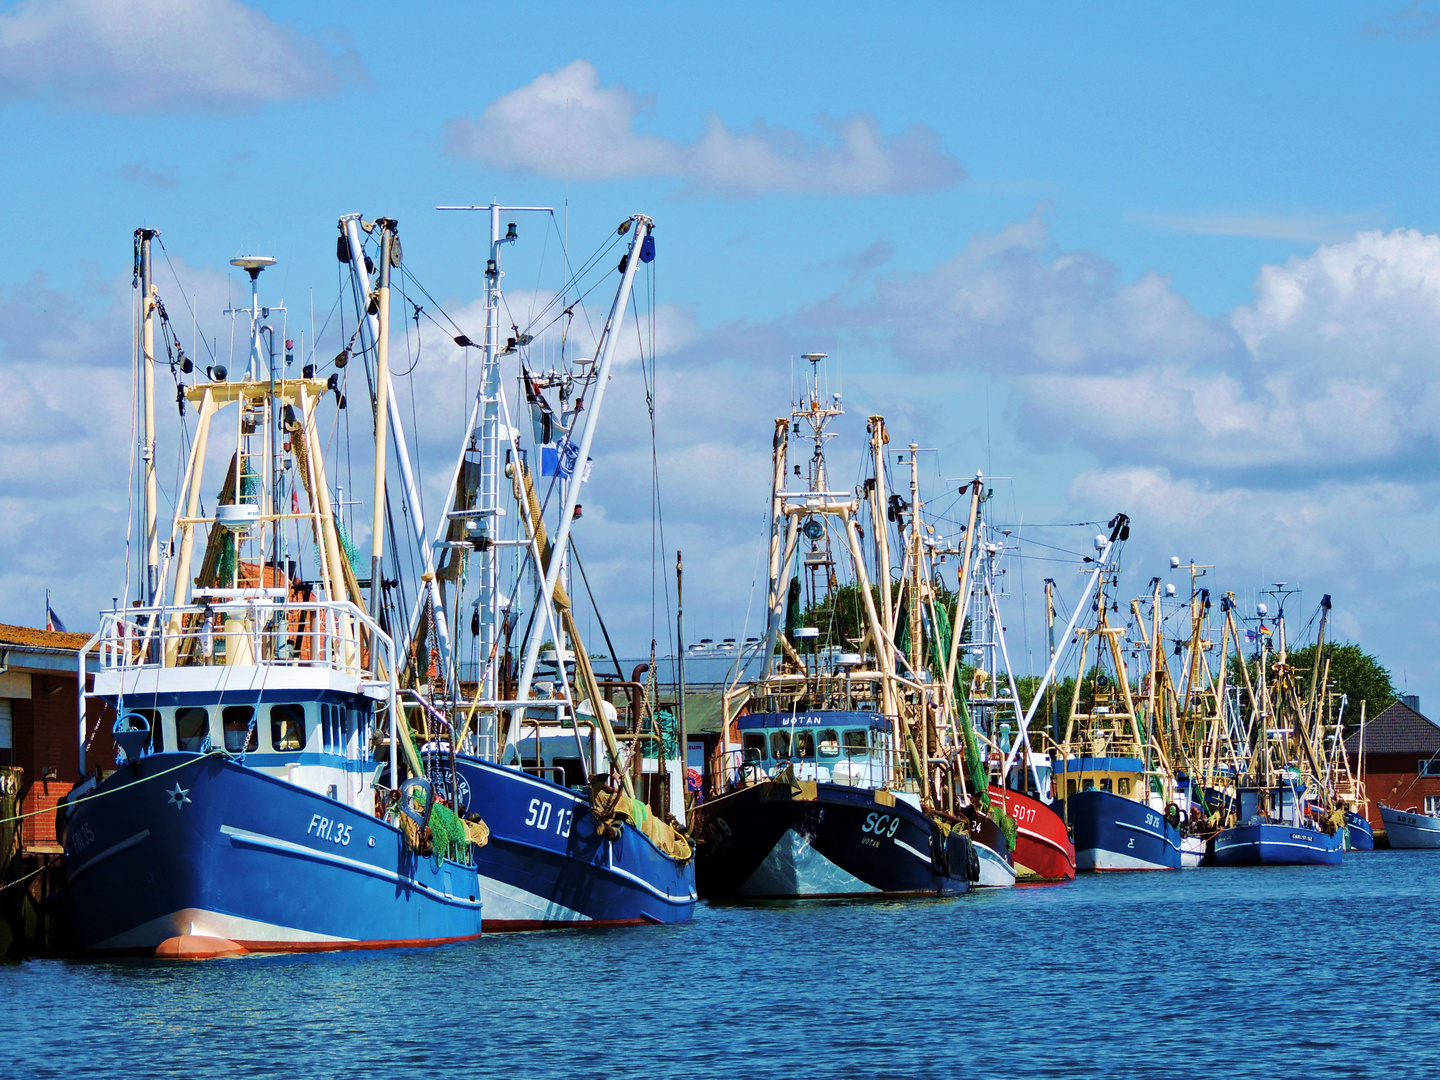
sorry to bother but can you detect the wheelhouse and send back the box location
[735,710,893,789]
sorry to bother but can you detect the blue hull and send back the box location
[1346,812,1375,851]
[1060,789,1181,871]
[1212,822,1344,866]
[62,753,483,955]
[453,756,696,930]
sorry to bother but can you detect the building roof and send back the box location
[0,622,92,652]
[1344,701,1440,756]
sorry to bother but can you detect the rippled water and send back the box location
[5,851,1436,1079]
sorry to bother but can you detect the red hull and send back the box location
[988,785,1076,882]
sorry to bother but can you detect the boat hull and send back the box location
[1212,821,1344,866]
[692,781,975,900]
[1346,812,1375,851]
[62,753,483,955]
[1059,789,1181,871]
[965,810,1015,888]
[453,756,696,930]
[1379,805,1440,849]
[988,785,1075,881]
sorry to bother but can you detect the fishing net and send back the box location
[990,803,1018,851]
[931,604,991,808]
[426,801,470,866]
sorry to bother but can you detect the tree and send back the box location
[1229,642,1395,731]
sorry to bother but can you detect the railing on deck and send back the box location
[87,597,377,677]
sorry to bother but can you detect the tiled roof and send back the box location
[0,622,92,652]
[1344,701,1440,756]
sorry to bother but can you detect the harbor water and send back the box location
[4,851,1436,1079]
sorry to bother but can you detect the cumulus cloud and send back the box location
[0,0,364,112]
[445,60,965,198]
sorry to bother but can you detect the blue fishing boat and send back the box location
[1212,785,1344,867]
[692,358,984,901]
[61,231,482,957]
[375,210,695,929]
[1056,758,1182,871]
[695,711,977,898]
[1345,811,1375,851]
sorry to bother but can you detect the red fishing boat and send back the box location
[989,784,1075,882]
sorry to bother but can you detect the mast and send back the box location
[137,229,160,605]
[868,416,893,637]
[338,215,449,678]
[514,216,653,705]
[429,203,550,706]
[369,219,396,621]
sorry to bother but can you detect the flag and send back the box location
[555,436,581,479]
[45,591,66,633]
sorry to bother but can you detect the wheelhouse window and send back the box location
[1082,778,1095,791]
[842,729,869,754]
[222,706,257,753]
[270,703,308,752]
[795,731,816,759]
[175,707,210,752]
[1099,778,1113,793]
[742,732,767,761]
[123,708,162,753]
[818,729,840,757]
[770,730,791,759]
[1118,777,1131,797]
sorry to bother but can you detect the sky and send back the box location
[3,0,1440,708]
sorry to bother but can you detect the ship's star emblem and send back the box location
[166,783,191,809]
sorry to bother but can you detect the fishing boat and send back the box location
[988,778,1075,882]
[1211,590,1345,867]
[692,362,979,899]
[358,209,695,929]
[62,228,483,957]
[1212,781,1344,866]
[1052,521,1183,872]
[1377,804,1440,848]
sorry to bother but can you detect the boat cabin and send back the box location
[113,685,378,812]
[735,710,892,788]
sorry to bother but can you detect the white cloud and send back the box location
[445,60,965,198]
[0,0,364,112]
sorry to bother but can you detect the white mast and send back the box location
[513,216,653,706]
[429,204,550,704]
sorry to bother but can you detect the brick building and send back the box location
[0,624,114,853]
[1344,698,1440,829]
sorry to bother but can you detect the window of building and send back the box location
[222,706,257,753]
[1417,758,1440,777]
[1426,796,1440,818]
[742,732,767,761]
[175,707,210,752]
[770,730,791,760]
[795,731,815,759]
[817,729,840,757]
[270,703,308,752]
[0,699,12,768]
[842,729,869,753]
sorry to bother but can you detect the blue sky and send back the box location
[4,1,1440,707]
